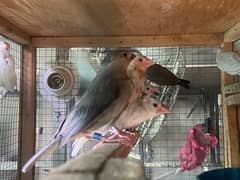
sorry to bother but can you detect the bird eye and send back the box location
[130,53,136,60]
[138,58,143,62]
[146,87,150,90]
[153,103,158,108]
[123,52,136,60]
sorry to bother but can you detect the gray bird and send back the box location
[71,85,169,157]
[22,51,155,173]
[145,64,190,89]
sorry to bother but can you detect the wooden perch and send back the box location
[43,143,144,180]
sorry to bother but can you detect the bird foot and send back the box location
[86,127,140,150]
[103,126,140,147]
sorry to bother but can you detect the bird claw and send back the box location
[102,126,140,147]
[86,127,140,150]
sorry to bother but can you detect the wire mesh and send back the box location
[34,46,224,180]
[132,47,223,180]
[0,35,21,180]
[35,48,94,179]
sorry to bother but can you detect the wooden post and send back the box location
[18,46,36,180]
[44,143,144,180]
[221,42,240,167]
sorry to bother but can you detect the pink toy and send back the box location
[153,124,218,180]
[179,123,218,171]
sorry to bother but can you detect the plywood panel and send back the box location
[19,46,36,180]
[224,22,240,42]
[0,16,30,44]
[0,0,240,37]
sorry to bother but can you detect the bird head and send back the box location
[101,48,142,66]
[107,50,138,70]
[128,55,156,74]
[144,85,160,97]
[143,89,169,114]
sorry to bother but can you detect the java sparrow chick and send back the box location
[70,57,159,156]
[114,85,169,129]
[22,51,156,173]
[0,42,17,100]
[71,85,169,157]
[145,63,190,89]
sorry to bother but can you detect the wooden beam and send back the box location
[224,22,240,42]
[221,42,240,167]
[44,143,143,180]
[221,72,230,167]
[31,33,222,48]
[18,46,36,180]
[0,16,31,45]
[238,106,240,143]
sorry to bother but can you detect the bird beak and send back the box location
[157,103,169,114]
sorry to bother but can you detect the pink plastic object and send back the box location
[179,123,218,171]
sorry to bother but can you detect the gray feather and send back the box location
[57,67,123,146]
[21,136,61,173]
[22,51,134,173]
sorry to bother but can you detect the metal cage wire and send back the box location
[33,46,224,180]
[0,35,21,180]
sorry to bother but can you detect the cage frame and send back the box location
[0,3,239,180]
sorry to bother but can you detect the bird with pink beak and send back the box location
[71,85,169,157]
[114,85,169,130]
[22,50,159,173]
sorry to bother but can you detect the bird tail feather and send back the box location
[21,136,61,173]
[177,79,190,89]
[71,137,88,157]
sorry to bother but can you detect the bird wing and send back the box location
[145,64,190,88]
[0,54,17,91]
[5,55,17,90]
[86,79,133,132]
[56,69,132,146]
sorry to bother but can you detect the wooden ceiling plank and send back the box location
[0,16,31,45]
[31,33,222,48]
[1,0,240,37]
[224,22,240,42]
